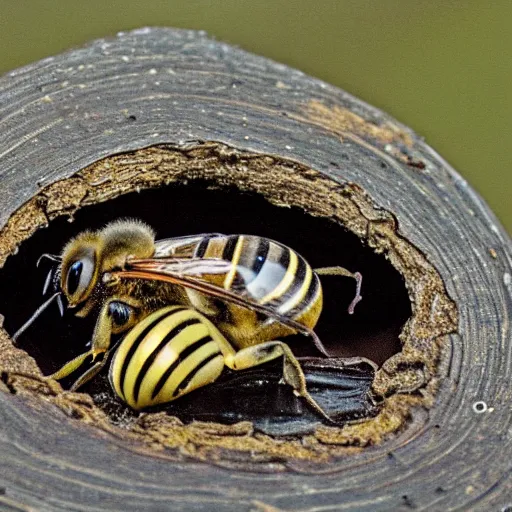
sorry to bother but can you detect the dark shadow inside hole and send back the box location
[0,182,410,429]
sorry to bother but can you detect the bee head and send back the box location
[60,219,155,308]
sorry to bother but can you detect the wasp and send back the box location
[13,219,364,421]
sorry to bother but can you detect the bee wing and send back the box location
[153,233,224,258]
[112,262,311,337]
[127,257,234,276]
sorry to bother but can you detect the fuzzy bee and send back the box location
[13,219,363,420]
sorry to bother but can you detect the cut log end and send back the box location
[0,143,456,466]
[0,27,508,511]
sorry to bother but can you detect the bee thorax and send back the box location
[99,219,155,271]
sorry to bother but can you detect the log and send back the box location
[0,27,510,510]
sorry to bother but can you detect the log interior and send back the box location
[0,143,457,462]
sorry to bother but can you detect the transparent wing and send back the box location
[118,255,331,356]
[153,233,224,258]
[127,257,233,276]
[122,258,282,313]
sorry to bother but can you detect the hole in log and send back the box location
[0,184,408,370]
[0,143,457,465]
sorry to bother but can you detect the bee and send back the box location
[109,305,323,415]
[13,219,363,421]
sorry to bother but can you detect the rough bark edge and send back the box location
[0,142,458,469]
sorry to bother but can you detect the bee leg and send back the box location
[314,267,363,314]
[69,299,140,389]
[47,350,97,381]
[48,299,139,388]
[12,292,62,344]
[48,303,115,375]
[46,349,108,391]
[69,354,109,391]
[46,346,109,392]
[300,327,331,358]
[224,341,333,423]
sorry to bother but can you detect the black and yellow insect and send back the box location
[13,219,363,420]
[110,305,322,416]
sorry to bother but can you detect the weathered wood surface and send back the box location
[0,28,510,510]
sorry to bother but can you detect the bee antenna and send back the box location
[42,268,53,296]
[56,294,65,317]
[37,253,62,268]
[11,292,62,345]
[42,265,61,295]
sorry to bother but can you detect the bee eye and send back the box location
[67,261,83,295]
[108,301,132,327]
[66,256,94,300]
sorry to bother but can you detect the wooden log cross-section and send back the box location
[0,28,510,511]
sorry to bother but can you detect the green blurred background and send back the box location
[1,1,510,233]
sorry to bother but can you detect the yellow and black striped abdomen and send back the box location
[109,306,227,410]
[195,235,322,327]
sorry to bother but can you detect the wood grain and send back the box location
[0,28,510,510]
